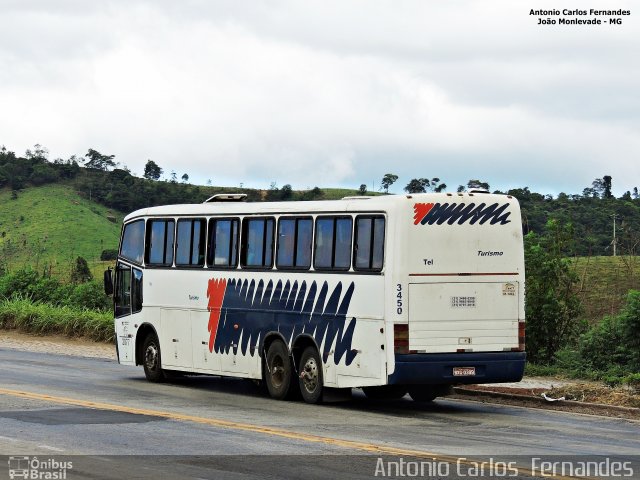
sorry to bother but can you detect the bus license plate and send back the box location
[453,367,476,376]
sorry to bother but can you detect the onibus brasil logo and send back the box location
[8,456,73,479]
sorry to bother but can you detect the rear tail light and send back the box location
[394,324,409,354]
[518,321,525,351]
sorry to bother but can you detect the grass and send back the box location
[320,188,385,200]
[570,255,640,323]
[0,184,122,274]
[0,297,113,342]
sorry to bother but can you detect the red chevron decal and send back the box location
[207,278,227,352]
[413,203,434,225]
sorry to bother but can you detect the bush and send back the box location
[0,297,113,342]
[568,290,640,379]
[620,290,640,370]
[100,249,118,261]
[578,315,629,371]
[70,256,93,284]
[0,269,110,311]
[69,281,111,311]
[0,269,39,298]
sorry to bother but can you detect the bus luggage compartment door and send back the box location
[407,282,519,353]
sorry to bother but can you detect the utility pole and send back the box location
[611,213,619,256]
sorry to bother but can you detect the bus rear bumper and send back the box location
[389,352,526,385]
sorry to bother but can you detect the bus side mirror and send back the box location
[104,268,114,296]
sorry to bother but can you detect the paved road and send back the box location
[0,347,639,479]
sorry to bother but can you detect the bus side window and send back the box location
[314,216,352,270]
[314,218,333,269]
[208,218,239,268]
[277,217,312,269]
[334,218,352,269]
[120,220,145,264]
[146,219,175,266]
[354,216,385,271]
[176,219,206,267]
[115,263,132,317]
[242,218,275,269]
[296,219,313,268]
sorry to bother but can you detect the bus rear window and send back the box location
[120,220,145,264]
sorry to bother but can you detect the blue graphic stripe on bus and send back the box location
[212,278,357,366]
[413,202,511,226]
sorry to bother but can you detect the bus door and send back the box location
[159,308,193,369]
[114,262,143,364]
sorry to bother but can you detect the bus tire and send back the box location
[265,340,293,400]
[298,346,323,404]
[362,385,407,400]
[408,385,451,403]
[142,333,166,383]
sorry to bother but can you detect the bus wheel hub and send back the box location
[301,358,318,392]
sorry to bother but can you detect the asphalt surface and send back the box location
[0,347,639,479]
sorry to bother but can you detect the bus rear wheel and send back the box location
[298,346,323,404]
[142,333,166,383]
[265,340,293,400]
[408,385,452,402]
[362,385,407,400]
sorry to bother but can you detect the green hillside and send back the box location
[0,184,123,275]
[571,255,640,323]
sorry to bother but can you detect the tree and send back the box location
[404,178,429,193]
[25,144,49,161]
[281,184,293,200]
[170,170,177,183]
[524,220,582,363]
[143,160,163,180]
[181,173,189,183]
[84,149,116,171]
[70,256,93,284]
[603,175,613,199]
[466,179,490,191]
[359,184,367,195]
[621,290,640,370]
[380,173,398,193]
[434,182,447,193]
[404,177,446,194]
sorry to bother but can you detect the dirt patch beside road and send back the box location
[0,329,115,359]
[461,382,640,409]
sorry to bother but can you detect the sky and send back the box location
[1,0,638,195]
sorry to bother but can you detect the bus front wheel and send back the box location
[298,346,323,404]
[142,333,166,383]
[265,340,293,400]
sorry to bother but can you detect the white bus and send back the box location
[106,192,526,404]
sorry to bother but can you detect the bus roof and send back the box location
[123,192,517,222]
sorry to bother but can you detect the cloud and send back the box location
[0,0,638,194]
